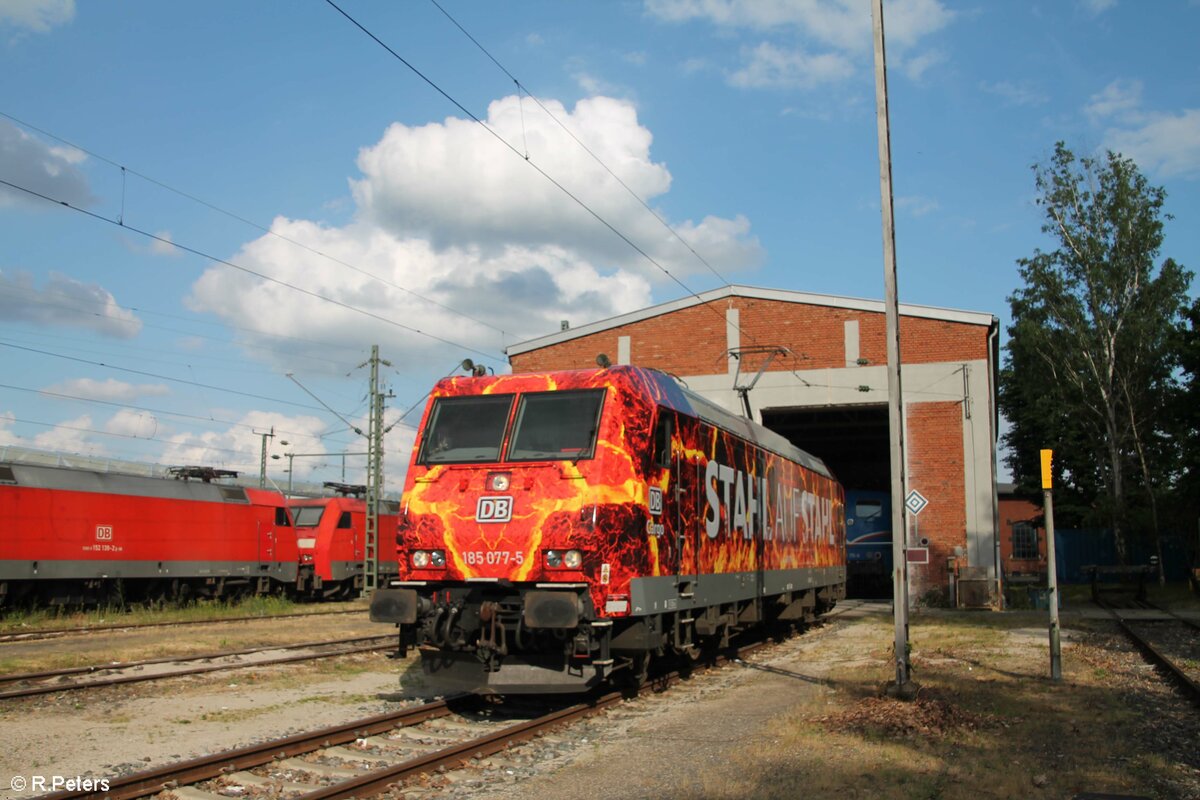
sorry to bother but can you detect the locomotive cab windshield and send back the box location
[293,506,325,527]
[507,389,604,461]
[420,395,512,464]
[419,389,606,464]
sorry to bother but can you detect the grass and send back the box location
[0,595,368,633]
[687,610,1194,800]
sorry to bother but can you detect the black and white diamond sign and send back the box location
[904,490,928,515]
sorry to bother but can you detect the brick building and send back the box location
[507,285,1001,603]
[997,483,1047,580]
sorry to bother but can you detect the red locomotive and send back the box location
[0,462,400,607]
[0,462,298,606]
[371,366,846,693]
[290,486,400,599]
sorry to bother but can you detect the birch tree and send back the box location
[1000,143,1191,566]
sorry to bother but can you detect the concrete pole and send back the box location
[1042,448,1062,681]
[871,0,912,692]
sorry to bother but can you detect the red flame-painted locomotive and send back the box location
[371,366,846,693]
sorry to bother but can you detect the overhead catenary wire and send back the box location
[0,282,375,370]
[324,0,707,305]
[0,176,505,364]
[0,414,258,458]
[0,340,341,414]
[0,110,508,339]
[428,0,732,287]
[326,2,825,398]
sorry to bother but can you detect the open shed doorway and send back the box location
[760,404,892,598]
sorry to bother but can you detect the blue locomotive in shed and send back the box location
[844,489,893,598]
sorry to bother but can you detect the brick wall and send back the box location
[998,495,1046,576]
[509,297,989,373]
[905,401,966,597]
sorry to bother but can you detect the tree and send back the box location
[1170,297,1200,525]
[1000,142,1192,569]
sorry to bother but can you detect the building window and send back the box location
[1012,522,1039,560]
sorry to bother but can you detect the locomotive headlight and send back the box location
[411,550,446,569]
[488,472,511,491]
[545,549,582,569]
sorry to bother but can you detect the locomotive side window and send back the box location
[293,506,325,527]
[337,511,352,529]
[275,507,292,526]
[420,395,514,464]
[507,389,605,462]
[652,411,673,468]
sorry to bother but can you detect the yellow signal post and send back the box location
[1041,448,1062,681]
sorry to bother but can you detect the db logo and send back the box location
[476,496,513,523]
[95,525,114,541]
[647,487,663,517]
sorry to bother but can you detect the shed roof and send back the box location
[506,284,998,357]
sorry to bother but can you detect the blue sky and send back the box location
[1,0,1197,489]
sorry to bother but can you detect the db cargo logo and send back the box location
[476,496,513,523]
[648,487,663,516]
[95,525,113,541]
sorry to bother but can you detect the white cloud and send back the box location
[189,220,653,370]
[150,231,181,257]
[44,378,170,403]
[0,119,94,209]
[1085,79,1142,122]
[188,94,762,371]
[980,80,1048,107]
[0,270,142,338]
[728,42,855,89]
[121,230,182,258]
[1080,0,1117,16]
[648,0,954,89]
[0,0,74,32]
[897,49,946,82]
[104,409,160,439]
[895,195,939,217]
[647,0,954,52]
[1086,79,1200,179]
[573,72,623,97]
[1104,110,1200,179]
[158,411,330,476]
[31,413,95,453]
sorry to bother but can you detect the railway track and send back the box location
[34,635,786,800]
[0,608,364,644]
[0,634,396,701]
[1096,599,1200,709]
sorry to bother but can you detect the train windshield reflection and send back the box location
[293,506,325,527]
[507,390,605,462]
[420,395,514,464]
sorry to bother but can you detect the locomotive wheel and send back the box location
[622,652,650,690]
